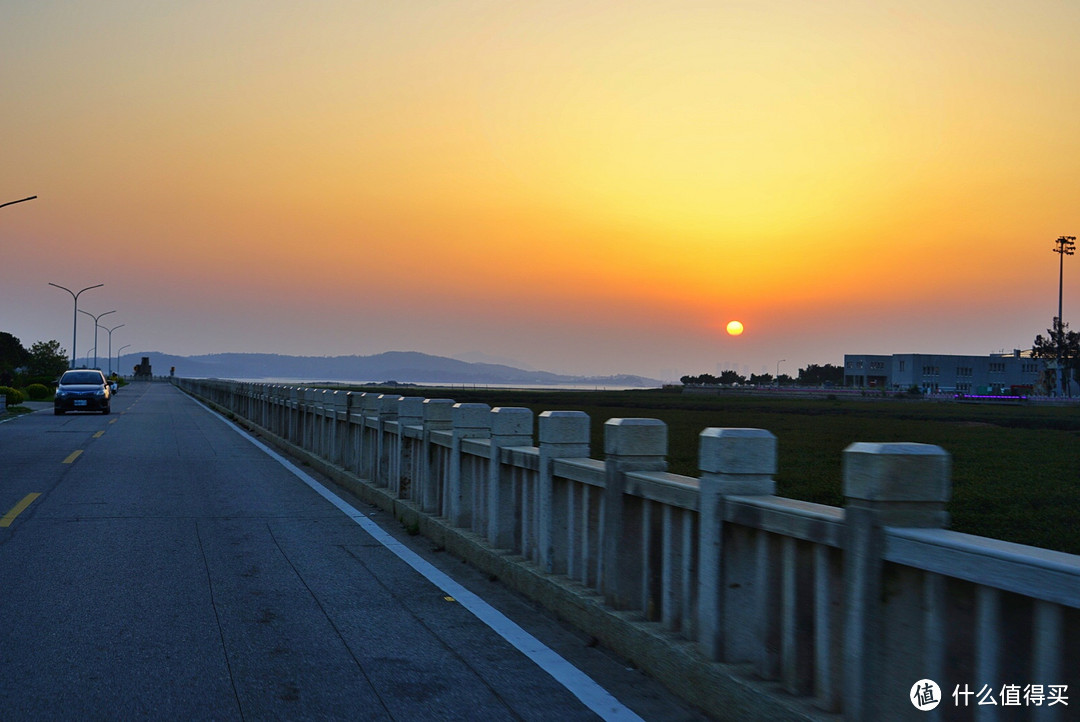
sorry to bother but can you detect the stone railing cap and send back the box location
[491,407,534,436]
[843,442,951,502]
[453,402,492,428]
[604,418,668,456]
[539,410,590,444]
[699,427,777,475]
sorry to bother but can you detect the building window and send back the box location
[899,361,905,372]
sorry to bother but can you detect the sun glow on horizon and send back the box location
[3,0,1079,377]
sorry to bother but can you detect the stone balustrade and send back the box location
[176,378,1080,721]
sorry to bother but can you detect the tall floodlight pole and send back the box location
[101,323,125,375]
[776,359,785,385]
[49,283,104,368]
[79,309,116,370]
[117,344,131,377]
[1053,236,1076,396]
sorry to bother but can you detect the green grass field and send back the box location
[342,386,1080,555]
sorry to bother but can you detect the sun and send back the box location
[726,320,744,336]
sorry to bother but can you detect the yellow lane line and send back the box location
[1,493,41,528]
[93,430,105,438]
[62,450,83,464]
[109,419,118,424]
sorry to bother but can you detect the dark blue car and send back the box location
[54,369,112,415]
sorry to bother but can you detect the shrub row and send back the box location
[0,386,26,406]
[0,383,55,406]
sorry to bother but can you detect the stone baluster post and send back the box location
[358,393,382,481]
[537,411,590,573]
[448,403,491,527]
[375,394,402,488]
[300,389,315,450]
[602,418,667,610]
[842,442,950,721]
[287,387,300,445]
[420,399,454,514]
[395,397,425,499]
[488,407,534,550]
[319,390,335,458]
[271,386,283,436]
[696,428,777,663]
[325,391,345,465]
[337,392,352,468]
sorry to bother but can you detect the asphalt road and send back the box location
[0,383,709,721]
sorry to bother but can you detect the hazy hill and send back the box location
[115,350,660,387]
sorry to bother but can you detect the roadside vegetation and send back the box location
[0,330,126,419]
[339,385,1080,555]
[1,331,70,405]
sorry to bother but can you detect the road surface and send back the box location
[0,382,708,721]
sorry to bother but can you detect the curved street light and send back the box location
[49,283,104,369]
[117,344,131,378]
[101,323,125,376]
[1,196,36,210]
[79,309,116,370]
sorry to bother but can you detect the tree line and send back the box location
[681,363,843,387]
[0,331,70,387]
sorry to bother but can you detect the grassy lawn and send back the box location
[0,405,35,421]
[338,386,1080,555]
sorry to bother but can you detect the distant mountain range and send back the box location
[115,350,661,388]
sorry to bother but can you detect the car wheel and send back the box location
[55,409,65,416]
[102,405,111,415]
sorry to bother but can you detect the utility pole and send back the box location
[1053,235,1075,396]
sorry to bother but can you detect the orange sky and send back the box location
[3,1,1078,379]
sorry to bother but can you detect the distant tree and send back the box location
[0,332,29,376]
[1032,318,1080,394]
[749,373,773,386]
[26,340,70,379]
[718,370,746,385]
[681,373,720,386]
[776,373,794,386]
[798,364,844,386]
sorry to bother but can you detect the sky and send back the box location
[2,1,1078,381]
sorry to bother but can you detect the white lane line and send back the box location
[197,398,643,722]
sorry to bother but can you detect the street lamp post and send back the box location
[100,323,125,376]
[1053,235,1076,396]
[79,309,116,370]
[117,345,131,378]
[48,283,104,369]
[776,359,785,385]
[0,196,36,210]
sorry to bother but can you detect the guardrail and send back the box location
[176,378,1080,720]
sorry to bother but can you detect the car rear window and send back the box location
[61,372,104,384]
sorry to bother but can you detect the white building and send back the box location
[844,351,1047,394]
